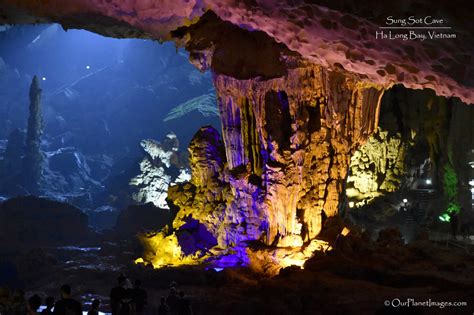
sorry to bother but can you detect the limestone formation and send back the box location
[142,66,385,270]
[168,126,229,244]
[23,75,44,194]
[130,133,191,209]
[163,93,219,122]
[347,85,473,218]
[211,65,384,249]
[347,128,406,204]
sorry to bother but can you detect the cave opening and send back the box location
[0,24,221,216]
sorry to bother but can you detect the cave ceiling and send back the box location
[0,0,473,104]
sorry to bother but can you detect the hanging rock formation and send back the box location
[210,65,384,248]
[153,65,384,271]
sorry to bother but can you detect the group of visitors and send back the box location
[24,275,193,315]
[109,274,148,314]
[157,282,192,315]
[27,284,93,315]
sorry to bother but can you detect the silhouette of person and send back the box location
[87,299,100,315]
[176,291,192,315]
[460,207,471,240]
[110,275,127,315]
[166,287,179,314]
[120,277,134,315]
[158,296,170,315]
[53,284,82,315]
[132,279,147,314]
[450,211,458,239]
[27,294,41,315]
[41,296,55,314]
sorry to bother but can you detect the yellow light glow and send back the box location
[134,257,147,265]
[341,227,350,236]
[135,232,207,269]
[277,239,333,270]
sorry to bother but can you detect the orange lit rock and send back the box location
[162,65,384,265]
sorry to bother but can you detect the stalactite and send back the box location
[210,64,385,247]
[141,64,386,271]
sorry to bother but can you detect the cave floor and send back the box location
[3,236,473,315]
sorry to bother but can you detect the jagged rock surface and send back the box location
[347,85,473,221]
[168,126,230,246]
[347,128,406,204]
[130,133,191,209]
[163,66,384,268]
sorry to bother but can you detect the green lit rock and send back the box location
[348,128,405,203]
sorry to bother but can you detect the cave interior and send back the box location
[0,1,473,314]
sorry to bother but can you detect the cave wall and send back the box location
[347,85,473,217]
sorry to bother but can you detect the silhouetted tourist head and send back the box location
[124,278,133,289]
[45,296,55,308]
[91,299,100,310]
[160,296,166,304]
[28,294,41,312]
[117,274,126,285]
[179,291,184,298]
[60,284,71,298]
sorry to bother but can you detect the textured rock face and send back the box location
[210,65,384,248]
[130,133,190,209]
[347,128,406,204]
[163,93,219,123]
[168,126,229,244]
[23,75,43,194]
[347,85,473,217]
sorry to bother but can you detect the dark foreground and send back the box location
[1,231,474,315]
